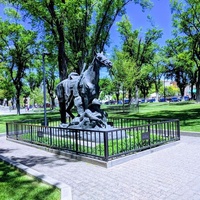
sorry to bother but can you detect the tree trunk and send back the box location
[58,40,68,81]
[16,93,21,115]
[115,92,119,104]
[50,96,56,110]
[179,87,185,100]
[196,70,200,102]
[155,83,159,102]
[190,84,194,100]
[128,88,132,104]
[135,85,139,113]
[122,85,125,112]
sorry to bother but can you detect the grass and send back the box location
[104,101,200,132]
[0,111,60,133]
[0,161,60,200]
[1,101,200,133]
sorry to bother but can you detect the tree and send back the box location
[148,51,166,101]
[4,0,153,81]
[164,37,194,99]
[99,78,114,101]
[0,64,15,104]
[29,87,43,107]
[45,56,59,109]
[112,50,135,104]
[138,64,154,99]
[170,0,200,101]
[165,85,179,97]
[25,66,43,92]
[115,15,162,103]
[0,17,37,114]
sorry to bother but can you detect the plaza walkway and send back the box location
[1,134,200,200]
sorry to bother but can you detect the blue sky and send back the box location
[109,0,173,50]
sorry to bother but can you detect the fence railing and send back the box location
[6,117,180,161]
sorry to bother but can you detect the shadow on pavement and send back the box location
[9,154,79,167]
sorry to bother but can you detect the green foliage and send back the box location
[4,7,21,19]
[164,85,179,96]
[0,64,15,100]
[25,71,43,92]
[99,78,114,100]
[29,87,44,106]
[0,15,38,113]
[164,36,193,97]
[170,0,200,101]
[4,0,153,80]
[148,51,167,99]
[113,15,162,100]
[112,50,136,89]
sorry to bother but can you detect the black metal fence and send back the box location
[6,117,180,161]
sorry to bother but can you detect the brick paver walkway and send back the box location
[1,135,200,200]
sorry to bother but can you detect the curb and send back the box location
[0,155,72,200]
[181,131,200,137]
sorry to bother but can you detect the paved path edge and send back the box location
[0,154,72,200]
[6,137,180,168]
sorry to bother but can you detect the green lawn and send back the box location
[0,161,60,200]
[103,101,200,132]
[1,101,200,133]
[0,111,59,133]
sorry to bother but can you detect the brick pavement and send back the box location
[1,135,200,200]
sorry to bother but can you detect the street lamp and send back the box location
[164,75,166,100]
[42,52,50,126]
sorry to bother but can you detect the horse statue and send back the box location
[55,52,112,128]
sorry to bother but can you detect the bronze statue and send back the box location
[56,52,112,129]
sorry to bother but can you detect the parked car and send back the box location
[159,97,166,102]
[124,99,129,104]
[147,98,155,103]
[184,96,190,101]
[139,99,145,103]
[117,100,123,104]
[170,97,180,102]
[104,100,116,105]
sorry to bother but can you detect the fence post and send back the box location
[104,131,109,161]
[177,120,180,139]
[15,124,18,140]
[75,130,78,155]
[6,123,8,138]
[30,125,33,142]
[50,127,52,146]
[148,124,151,146]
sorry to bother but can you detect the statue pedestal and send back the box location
[63,125,127,143]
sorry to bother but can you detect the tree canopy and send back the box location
[0,16,38,113]
[170,0,200,101]
[4,0,153,80]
